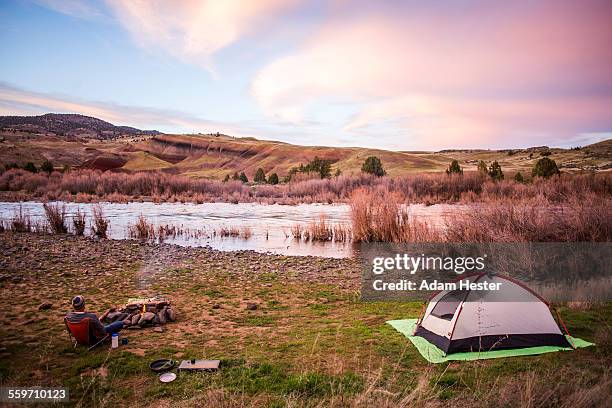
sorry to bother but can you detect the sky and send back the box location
[1,0,611,150]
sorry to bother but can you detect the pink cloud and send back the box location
[252,1,612,148]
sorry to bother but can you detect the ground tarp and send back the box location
[387,319,594,363]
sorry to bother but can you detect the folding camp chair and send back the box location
[64,317,109,351]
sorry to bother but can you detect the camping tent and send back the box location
[414,273,573,354]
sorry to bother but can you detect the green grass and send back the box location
[1,233,610,407]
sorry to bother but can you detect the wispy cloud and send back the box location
[0,82,254,136]
[105,0,300,72]
[32,0,104,19]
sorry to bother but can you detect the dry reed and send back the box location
[43,202,67,233]
[91,204,109,238]
[72,209,87,235]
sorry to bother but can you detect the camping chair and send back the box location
[64,317,109,351]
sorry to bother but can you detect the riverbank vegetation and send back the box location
[0,167,610,206]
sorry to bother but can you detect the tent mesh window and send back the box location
[430,290,466,320]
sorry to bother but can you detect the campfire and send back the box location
[103,297,177,328]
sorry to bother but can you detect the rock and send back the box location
[122,319,132,327]
[107,312,128,322]
[212,304,221,310]
[139,312,155,326]
[38,302,53,311]
[156,311,167,324]
[165,308,177,322]
[246,303,258,310]
[130,314,140,326]
[153,326,164,333]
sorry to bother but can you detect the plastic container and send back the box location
[111,333,119,349]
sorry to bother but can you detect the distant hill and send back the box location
[0,113,159,139]
[0,113,610,178]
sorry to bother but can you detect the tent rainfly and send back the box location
[414,273,573,354]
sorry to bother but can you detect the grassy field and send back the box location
[1,130,610,180]
[0,232,609,407]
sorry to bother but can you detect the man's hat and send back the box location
[72,295,85,310]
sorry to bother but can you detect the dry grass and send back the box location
[91,204,109,238]
[241,226,253,239]
[350,185,612,243]
[308,216,333,242]
[332,223,351,243]
[219,226,240,237]
[72,209,87,235]
[129,215,156,240]
[291,224,303,239]
[445,195,612,242]
[43,202,67,233]
[9,204,31,232]
[350,188,440,243]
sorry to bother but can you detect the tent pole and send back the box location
[554,307,576,349]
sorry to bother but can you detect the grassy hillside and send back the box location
[1,129,610,180]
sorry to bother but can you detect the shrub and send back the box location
[477,160,488,174]
[232,172,240,181]
[24,162,37,173]
[91,204,109,238]
[488,161,504,181]
[532,157,560,178]
[268,173,279,185]
[72,209,86,235]
[41,160,54,174]
[223,174,230,182]
[254,168,266,183]
[361,156,386,177]
[514,172,524,183]
[446,160,463,175]
[43,202,68,233]
[334,168,342,177]
[239,172,248,183]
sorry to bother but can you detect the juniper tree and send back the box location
[532,157,560,178]
[361,156,386,177]
[268,173,279,185]
[488,161,504,181]
[254,168,266,183]
[446,160,463,175]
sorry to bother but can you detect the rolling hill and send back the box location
[0,113,159,139]
[0,114,610,179]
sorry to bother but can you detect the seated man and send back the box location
[66,295,123,345]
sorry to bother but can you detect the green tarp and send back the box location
[387,319,595,364]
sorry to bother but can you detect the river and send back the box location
[0,201,457,258]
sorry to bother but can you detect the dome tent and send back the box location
[414,273,573,355]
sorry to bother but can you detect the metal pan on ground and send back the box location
[149,359,175,373]
[159,372,177,383]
